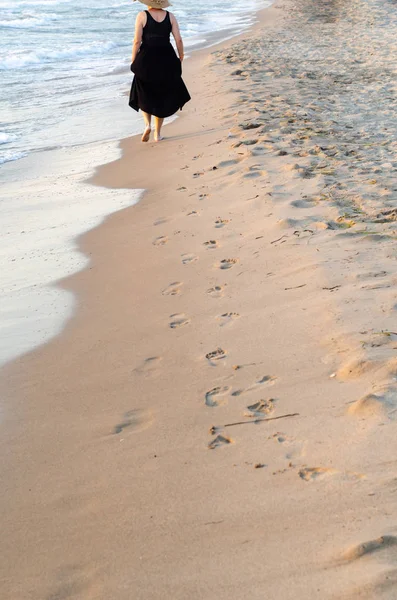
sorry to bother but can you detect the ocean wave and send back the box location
[0,0,71,7]
[0,14,58,29]
[0,132,17,144]
[95,63,130,77]
[0,41,123,70]
[0,150,28,165]
[100,1,132,7]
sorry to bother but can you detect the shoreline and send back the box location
[0,1,274,370]
[0,140,143,368]
[2,0,397,598]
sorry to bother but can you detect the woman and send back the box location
[129,0,191,142]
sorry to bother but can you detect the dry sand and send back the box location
[1,0,397,598]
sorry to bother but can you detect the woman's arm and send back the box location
[170,13,184,61]
[131,11,145,63]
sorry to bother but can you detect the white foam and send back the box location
[0,141,142,367]
[0,0,70,6]
[0,132,16,144]
[0,150,28,165]
[0,41,123,70]
[0,13,58,28]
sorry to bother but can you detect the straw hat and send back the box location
[134,0,172,8]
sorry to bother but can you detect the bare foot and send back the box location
[141,127,151,142]
[154,133,163,142]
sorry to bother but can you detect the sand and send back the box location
[1,0,397,598]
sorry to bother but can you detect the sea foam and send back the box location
[0,141,142,367]
[0,14,58,28]
[0,41,122,70]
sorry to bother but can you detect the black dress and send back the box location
[129,11,191,118]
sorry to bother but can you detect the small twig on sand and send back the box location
[224,413,299,428]
[271,235,288,244]
[285,284,306,291]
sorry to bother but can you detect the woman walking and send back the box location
[129,0,191,142]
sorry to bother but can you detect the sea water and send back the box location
[0,0,272,367]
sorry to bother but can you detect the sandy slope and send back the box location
[1,0,397,598]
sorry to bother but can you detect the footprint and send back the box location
[153,217,169,226]
[207,285,226,298]
[169,313,190,329]
[233,375,277,396]
[217,159,240,168]
[239,139,258,147]
[187,210,199,216]
[162,281,183,296]
[257,375,277,386]
[135,356,162,376]
[273,433,293,444]
[355,270,388,280]
[205,386,231,407]
[273,432,306,459]
[217,312,240,327]
[298,467,336,481]
[250,145,269,156]
[240,122,262,130]
[342,536,397,562]
[215,218,230,228]
[245,398,275,416]
[361,283,391,291]
[243,166,264,179]
[153,236,168,246]
[181,253,199,265]
[208,434,233,449]
[290,199,317,209]
[204,240,219,249]
[220,258,238,270]
[193,172,204,178]
[206,348,227,364]
[113,409,152,435]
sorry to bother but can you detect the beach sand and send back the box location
[1,0,397,598]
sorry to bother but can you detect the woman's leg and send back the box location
[154,117,164,142]
[141,111,152,142]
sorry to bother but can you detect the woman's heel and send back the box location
[141,127,151,142]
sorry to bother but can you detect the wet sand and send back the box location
[1,0,397,598]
